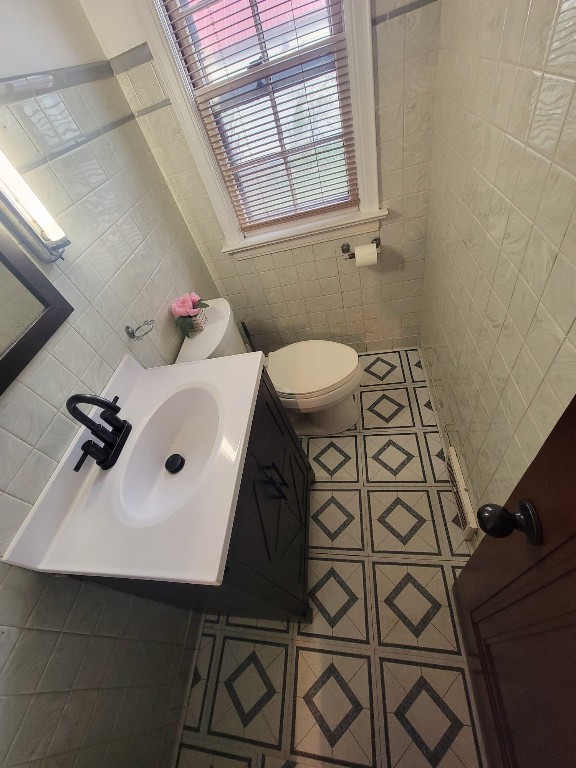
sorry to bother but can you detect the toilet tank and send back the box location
[175,298,247,363]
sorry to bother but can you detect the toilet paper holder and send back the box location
[341,237,380,259]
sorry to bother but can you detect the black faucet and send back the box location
[66,394,132,472]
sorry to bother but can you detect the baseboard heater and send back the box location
[446,446,477,540]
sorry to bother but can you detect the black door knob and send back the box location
[477,500,543,545]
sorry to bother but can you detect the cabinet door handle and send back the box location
[263,462,288,487]
[264,474,288,500]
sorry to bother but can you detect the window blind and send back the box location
[160,0,359,232]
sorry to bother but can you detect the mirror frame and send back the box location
[0,225,73,396]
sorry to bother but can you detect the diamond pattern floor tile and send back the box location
[299,558,369,644]
[363,433,427,484]
[310,488,364,551]
[381,658,482,768]
[424,432,451,483]
[368,490,440,555]
[208,638,288,747]
[414,386,437,427]
[438,490,473,558]
[308,436,359,482]
[360,352,406,386]
[405,349,426,382]
[180,348,484,768]
[183,632,216,733]
[293,647,375,767]
[373,563,460,655]
[361,387,415,430]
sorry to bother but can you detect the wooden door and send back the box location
[454,396,576,768]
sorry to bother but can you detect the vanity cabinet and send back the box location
[88,370,314,621]
[230,371,310,604]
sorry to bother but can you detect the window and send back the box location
[159,0,361,233]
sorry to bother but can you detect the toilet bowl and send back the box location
[266,340,361,434]
[175,298,361,434]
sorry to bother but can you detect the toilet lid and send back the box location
[267,340,359,396]
[176,299,233,361]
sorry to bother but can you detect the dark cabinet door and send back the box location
[230,374,310,603]
[233,453,306,601]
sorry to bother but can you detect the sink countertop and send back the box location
[3,351,265,585]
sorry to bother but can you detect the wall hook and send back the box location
[125,319,154,341]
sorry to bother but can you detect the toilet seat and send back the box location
[267,340,359,398]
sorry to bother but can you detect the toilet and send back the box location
[175,298,362,435]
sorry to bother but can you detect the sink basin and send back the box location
[3,352,264,585]
[119,385,221,526]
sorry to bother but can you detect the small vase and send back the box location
[190,310,207,333]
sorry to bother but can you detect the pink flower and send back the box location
[171,293,201,317]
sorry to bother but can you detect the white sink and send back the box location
[3,352,264,585]
[119,385,221,526]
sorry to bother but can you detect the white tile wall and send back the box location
[422,0,576,509]
[0,76,218,517]
[0,72,211,766]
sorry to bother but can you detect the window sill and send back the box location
[223,207,388,259]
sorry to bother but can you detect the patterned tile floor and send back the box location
[178,349,485,768]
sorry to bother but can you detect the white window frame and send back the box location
[138,0,380,255]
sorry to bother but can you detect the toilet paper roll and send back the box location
[354,242,378,267]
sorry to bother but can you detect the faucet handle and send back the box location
[73,440,109,472]
[109,395,121,413]
[101,410,125,432]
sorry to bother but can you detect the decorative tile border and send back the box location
[372,0,439,27]
[0,61,113,106]
[110,43,154,75]
[19,113,135,173]
[10,43,170,175]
